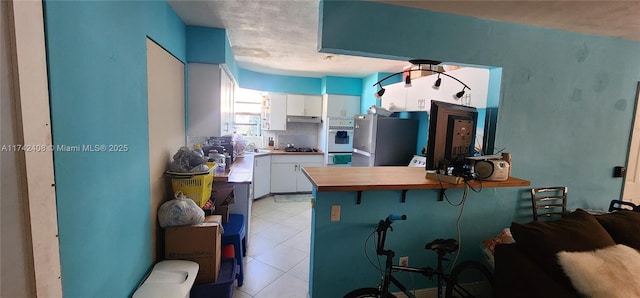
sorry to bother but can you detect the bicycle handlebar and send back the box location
[388,214,407,222]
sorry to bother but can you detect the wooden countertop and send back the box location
[302,166,530,192]
[214,153,254,184]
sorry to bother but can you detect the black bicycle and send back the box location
[344,215,494,298]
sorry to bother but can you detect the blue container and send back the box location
[190,258,238,298]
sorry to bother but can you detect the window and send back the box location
[234,88,264,136]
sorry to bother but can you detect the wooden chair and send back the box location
[608,199,640,212]
[530,187,568,221]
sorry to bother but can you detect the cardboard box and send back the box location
[165,216,222,284]
[213,204,229,223]
[213,184,235,205]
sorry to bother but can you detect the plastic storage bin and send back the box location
[190,258,238,298]
[169,171,214,208]
[133,260,199,298]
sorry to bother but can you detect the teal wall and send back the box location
[237,69,366,97]
[186,26,225,64]
[321,76,362,95]
[44,1,186,297]
[312,1,640,297]
[361,72,400,114]
[312,189,518,297]
[238,68,322,94]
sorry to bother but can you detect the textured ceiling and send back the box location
[168,0,640,78]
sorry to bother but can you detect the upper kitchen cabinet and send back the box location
[287,94,322,117]
[188,63,235,136]
[262,93,287,131]
[323,94,360,119]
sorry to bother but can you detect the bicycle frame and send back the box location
[374,219,445,298]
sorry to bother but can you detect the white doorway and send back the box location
[146,37,185,261]
[622,82,640,205]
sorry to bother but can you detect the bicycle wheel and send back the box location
[343,287,398,298]
[445,261,494,298]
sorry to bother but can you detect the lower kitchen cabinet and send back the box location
[270,155,323,193]
[253,155,271,199]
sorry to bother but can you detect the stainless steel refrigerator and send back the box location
[352,114,418,166]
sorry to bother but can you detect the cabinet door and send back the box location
[304,95,322,117]
[187,63,221,136]
[296,162,323,192]
[268,94,287,130]
[253,155,271,199]
[271,163,296,193]
[405,76,431,111]
[326,95,361,118]
[286,94,306,116]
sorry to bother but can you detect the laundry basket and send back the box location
[167,170,214,208]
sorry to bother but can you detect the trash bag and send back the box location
[169,146,207,172]
[158,191,205,228]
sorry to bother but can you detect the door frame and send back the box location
[622,81,640,204]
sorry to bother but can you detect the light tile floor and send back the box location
[233,195,312,298]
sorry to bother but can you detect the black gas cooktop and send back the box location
[284,147,318,152]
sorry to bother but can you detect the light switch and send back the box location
[330,205,341,222]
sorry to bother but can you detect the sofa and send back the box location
[494,208,640,298]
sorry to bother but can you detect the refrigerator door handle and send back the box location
[353,148,372,157]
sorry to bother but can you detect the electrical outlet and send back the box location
[399,256,409,267]
[330,205,341,222]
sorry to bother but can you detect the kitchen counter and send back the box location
[302,166,530,192]
[254,149,324,156]
[214,150,323,183]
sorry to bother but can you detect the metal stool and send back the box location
[222,214,246,287]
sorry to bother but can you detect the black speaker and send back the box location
[474,160,494,180]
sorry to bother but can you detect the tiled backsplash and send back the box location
[263,122,320,149]
[187,122,321,151]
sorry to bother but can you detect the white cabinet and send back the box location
[405,76,431,111]
[270,155,323,193]
[262,93,287,130]
[188,63,235,136]
[323,94,361,118]
[287,94,322,117]
[253,154,271,199]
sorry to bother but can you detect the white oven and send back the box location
[327,118,354,153]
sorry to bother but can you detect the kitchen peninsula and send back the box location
[302,166,530,298]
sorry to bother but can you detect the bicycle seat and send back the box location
[425,238,459,253]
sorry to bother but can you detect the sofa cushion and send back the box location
[510,209,615,285]
[595,210,640,250]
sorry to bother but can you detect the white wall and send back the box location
[1,2,33,296]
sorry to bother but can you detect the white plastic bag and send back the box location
[158,191,205,228]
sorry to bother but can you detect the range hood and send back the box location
[286,115,321,123]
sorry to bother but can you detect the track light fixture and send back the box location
[433,74,442,89]
[372,59,470,99]
[405,75,412,87]
[374,83,386,99]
